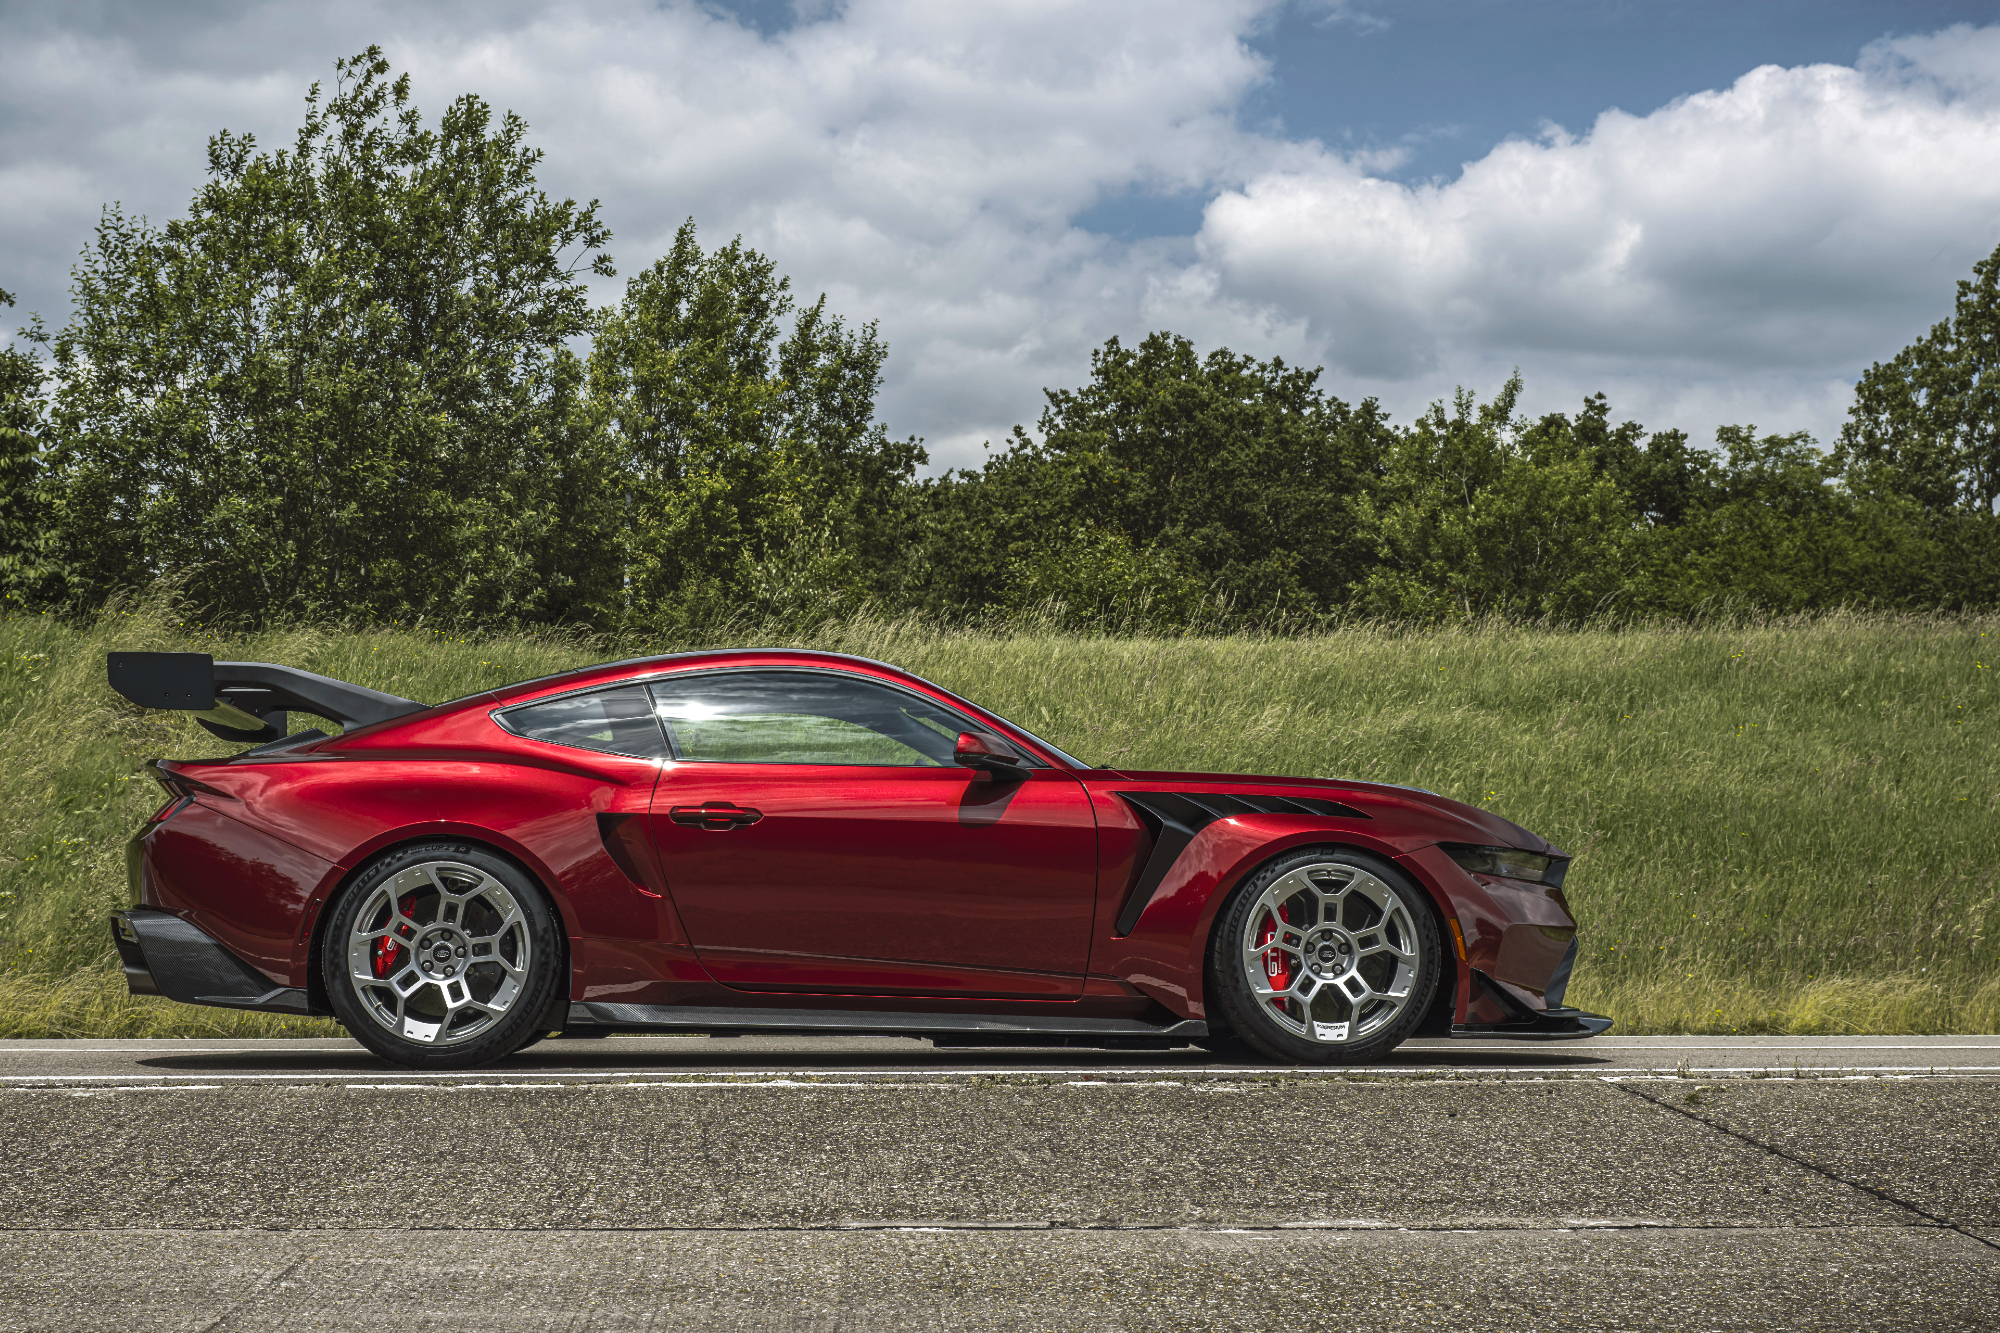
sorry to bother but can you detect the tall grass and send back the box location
[2,590,1994,1036]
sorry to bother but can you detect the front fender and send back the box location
[1092,816,1438,1019]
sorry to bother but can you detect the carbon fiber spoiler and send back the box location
[107,651,427,744]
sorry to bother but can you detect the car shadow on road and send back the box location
[135,1042,1614,1074]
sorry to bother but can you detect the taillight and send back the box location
[146,768,192,824]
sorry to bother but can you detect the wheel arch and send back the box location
[304,830,576,1020]
[1195,837,1456,1021]
[1102,819,1459,1023]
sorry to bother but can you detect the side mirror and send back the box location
[954,731,1032,781]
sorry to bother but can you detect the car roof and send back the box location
[386,648,1089,770]
[479,648,928,707]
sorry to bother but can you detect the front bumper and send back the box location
[1451,1005,1615,1039]
[110,910,325,1016]
[1450,940,1612,1039]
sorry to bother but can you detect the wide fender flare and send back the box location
[296,820,586,999]
[1101,817,1452,1019]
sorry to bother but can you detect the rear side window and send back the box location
[500,685,670,759]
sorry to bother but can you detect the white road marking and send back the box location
[338,1079,961,1091]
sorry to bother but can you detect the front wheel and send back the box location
[322,842,564,1070]
[1208,846,1441,1064]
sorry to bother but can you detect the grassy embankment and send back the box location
[1,594,1994,1038]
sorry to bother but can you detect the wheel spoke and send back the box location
[344,859,536,1050]
[1239,857,1434,1046]
[468,903,525,945]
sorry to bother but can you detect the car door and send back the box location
[645,668,1099,999]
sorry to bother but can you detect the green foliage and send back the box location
[4,599,1996,1035]
[14,51,2000,638]
[1841,239,2000,515]
[1355,376,1639,621]
[40,48,617,625]
[0,291,59,608]
[589,220,924,629]
[1637,428,1946,613]
[907,333,1390,623]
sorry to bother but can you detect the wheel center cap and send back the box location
[1305,929,1354,977]
[416,929,469,977]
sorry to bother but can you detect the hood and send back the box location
[1085,769,1565,858]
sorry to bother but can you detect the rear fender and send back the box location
[1095,817,1446,1020]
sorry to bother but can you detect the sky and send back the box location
[3,0,1999,470]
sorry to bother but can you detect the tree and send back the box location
[1840,240,2000,515]
[590,220,924,628]
[41,48,617,625]
[1627,426,1943,613]
[1355,377,1639,621]
[1544,392,1707,529]
[0,292,57,607]
[906,332,1391,624]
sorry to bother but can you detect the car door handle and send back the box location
[668,803,764,831]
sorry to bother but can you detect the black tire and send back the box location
[321,841,565,1070]
[1207,845,1441,1065]
[506,1029,561,1056]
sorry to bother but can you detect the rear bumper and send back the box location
[110,909,326,1016]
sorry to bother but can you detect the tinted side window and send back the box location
[650,671,984,767]
[502,685,671,759]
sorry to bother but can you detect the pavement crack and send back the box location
[1607,1079,2000,1253]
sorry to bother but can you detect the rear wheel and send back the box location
[322,842,563,1070]
[1208,846,1440,1064]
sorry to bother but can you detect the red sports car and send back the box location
[107,649,1609,1068]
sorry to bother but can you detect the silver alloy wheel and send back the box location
[345,860,532,1046]
[1239,858,1422,1044]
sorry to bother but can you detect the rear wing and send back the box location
[107,652,427,744]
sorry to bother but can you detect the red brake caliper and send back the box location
[371,894,416,979]
[1259,904,1294,1011]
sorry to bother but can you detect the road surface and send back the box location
[0,1034,1993,1330]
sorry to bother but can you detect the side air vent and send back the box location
[1112,791,1368,936]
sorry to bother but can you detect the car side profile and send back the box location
[106,648,1610,1068]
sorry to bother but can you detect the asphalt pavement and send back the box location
[3,1031,1996,1081]
[0,1035,1994,1330]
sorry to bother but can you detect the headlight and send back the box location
[1443,844,1568,887]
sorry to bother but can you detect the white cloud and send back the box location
[1195,23,2000,439]
[1,0,1284,464]
[401,0,1281,461]
[3,4,1999,463]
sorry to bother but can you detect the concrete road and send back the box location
[2,1031,1997,1082]
[0,1036,1994,1330]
